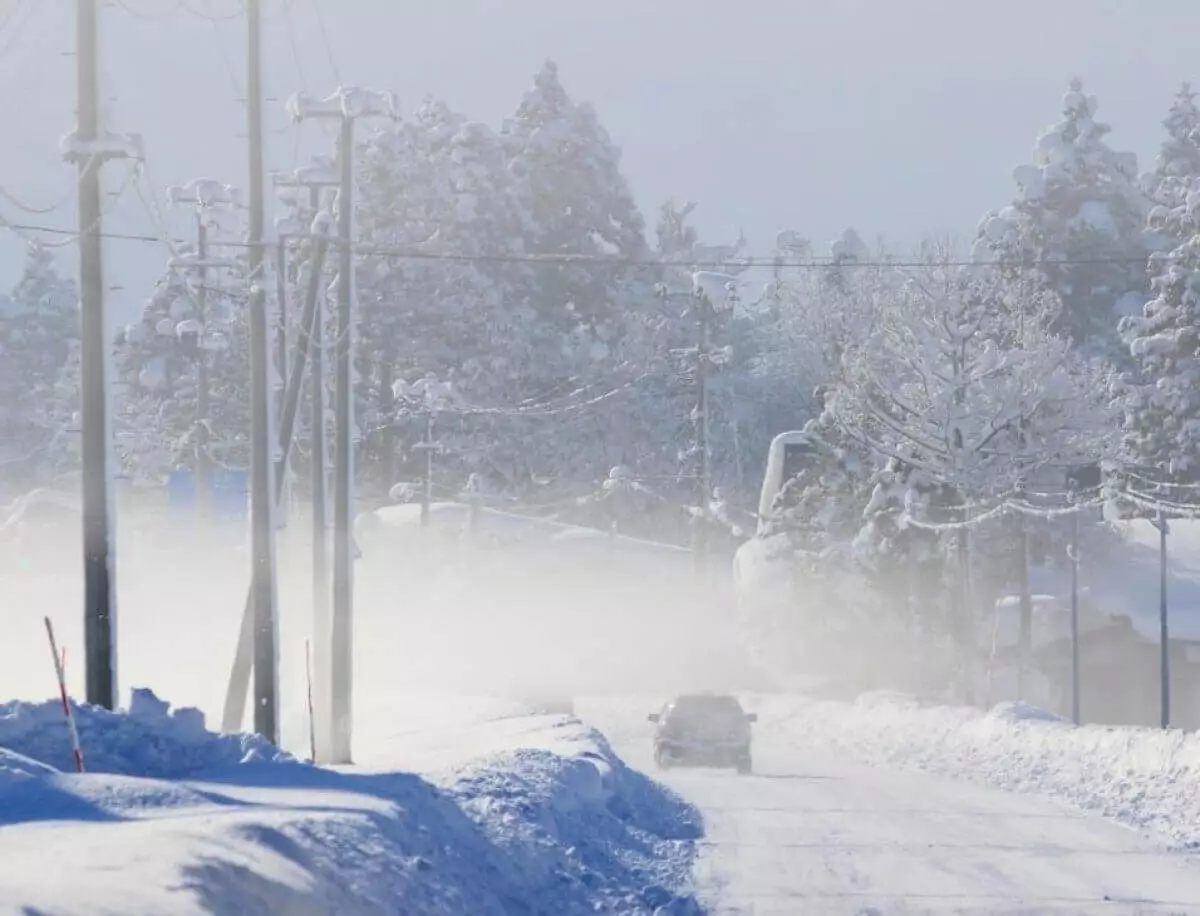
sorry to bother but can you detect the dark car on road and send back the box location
[649,693,756,774]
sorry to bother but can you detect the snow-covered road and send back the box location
[582,699,1200,914]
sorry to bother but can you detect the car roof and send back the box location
[668,693,743,707]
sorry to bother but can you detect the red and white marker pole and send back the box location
[44,617,85,774]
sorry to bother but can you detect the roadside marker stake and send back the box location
[44,616,85,773]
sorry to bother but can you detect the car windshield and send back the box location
[669,696,744,721]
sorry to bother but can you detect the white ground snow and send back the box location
[0,692,704,915]
[753,691,1200,850]
[581,695,1200,914]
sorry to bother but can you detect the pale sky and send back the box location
[0,0,1192,324]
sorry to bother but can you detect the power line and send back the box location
[109,0,243,22]
[0,220,1161,272]
[0,219,1161,270]
[0,178,77,215]
[309,0,342,87]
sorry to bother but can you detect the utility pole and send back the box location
[1015,503,1032,701]
[196,219,210,512]
[693,292,710,575]
[1155,506,1170,729]
[688,274,738,574]
[331,113,355,763]
[1065,463,1099,726]
[274,164,337,762]
[419,412,434,527]
[287,87,397,763]
[167,179,239,516]
[1069,507,1080,725]
[220,225,330,739]
[246,0,279,743]
[67,0,141,710]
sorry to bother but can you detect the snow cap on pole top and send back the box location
[692,271,741,309]
[167,178,240,210]
[287,87,401,123]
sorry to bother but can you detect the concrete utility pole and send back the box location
[166,179,239,515]
[245,0,280,744]
[687,273,738,576]
[274,161,338,763]
[270,160,333,532]
[288,87,397,763]
[692,293,711,573]
[1155,506,1171,729]
[220,223,331,738]
[66,0,142,710]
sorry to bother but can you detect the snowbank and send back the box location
[0,700,703,915]
[0,687,292,777]
[0,746,57,785]
[762,692,1200,848]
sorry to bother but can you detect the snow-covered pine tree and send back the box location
[0,242,80,483]
[357,97,554,491]
[973,79,1149,360]
[1118,84,1200,483]
[1121,187,1200,480]
[1149,83,1200,203]
[502,59,649,331]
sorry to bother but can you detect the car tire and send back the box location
[654,748,672,769]
[735,752,752,775]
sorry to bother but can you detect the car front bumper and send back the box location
[655,740,749,766]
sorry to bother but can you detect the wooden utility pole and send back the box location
[69,0,139,710]
[246,0,280,743]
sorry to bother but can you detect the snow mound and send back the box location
[0,687,293,778]
[0,711,702,915]
[0,747,57,785]
[761,692,1200,847]
[450,724,704,914]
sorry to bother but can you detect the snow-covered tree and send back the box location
[1149,83,1200,204]
[973,79,1150,359]
[0,242,79,481]
[752,229,883,420]
[502,59,649,328]
[354,71,676,498]
[1120,204,1200,477]
[1117,85,1200,481]
[113,253,248,481]
[831,255,1117,505]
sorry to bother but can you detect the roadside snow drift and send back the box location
[0,688,291,777]
[761,691,1200,848]
[0,693,703,915]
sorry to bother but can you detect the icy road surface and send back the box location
[581,699,1200,915]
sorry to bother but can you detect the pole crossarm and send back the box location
[60,130,144,165]
[286,87,400,123]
